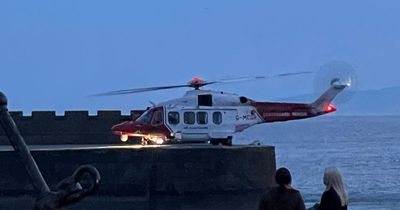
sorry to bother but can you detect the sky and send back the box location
[1,0,400,114]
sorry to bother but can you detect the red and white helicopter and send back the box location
[94,67,353,146]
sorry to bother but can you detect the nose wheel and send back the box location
[141,137,147,146]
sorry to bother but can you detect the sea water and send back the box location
[236,116,400,210]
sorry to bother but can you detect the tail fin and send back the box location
[311,78,348,113]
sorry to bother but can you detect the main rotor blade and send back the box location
[212,71,314,85]
[90,84,190,97]
[90,71,313,97]
[274,71,314,77]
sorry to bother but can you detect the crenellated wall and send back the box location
[0,110,141,145]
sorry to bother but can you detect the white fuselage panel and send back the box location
[159,90,263,141]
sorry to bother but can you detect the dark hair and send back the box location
[275,167,292,186]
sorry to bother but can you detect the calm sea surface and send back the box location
[236,116,400,210]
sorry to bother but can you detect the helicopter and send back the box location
[93,68,352,146]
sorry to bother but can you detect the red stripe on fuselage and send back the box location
[252,102,316,122]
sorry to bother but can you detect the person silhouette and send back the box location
[310,167,348,210]
[258,167,306,210]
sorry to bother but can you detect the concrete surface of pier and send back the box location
[0,144,276,210]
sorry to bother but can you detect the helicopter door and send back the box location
[180,110,210,141]
[208,110,237,139]
[179,109,237,141]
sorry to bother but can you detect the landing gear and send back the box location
[141,137,147,146]
[210,136,233,146]
[210,139,220,145]
[221,137,233,146]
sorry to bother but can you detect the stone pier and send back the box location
[0,144,276,210]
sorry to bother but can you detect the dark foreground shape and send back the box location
[0,91,276,209]
[0,144,276,210]
[0,91,101,210]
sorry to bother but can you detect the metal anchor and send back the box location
[0,91,101,210]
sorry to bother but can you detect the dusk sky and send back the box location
[1,0,400,114]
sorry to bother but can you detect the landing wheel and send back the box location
[129,137,142,144]
[210,139,220,145]
[210,137,233,146]
[141,137,147,146]
[221,137,233,146]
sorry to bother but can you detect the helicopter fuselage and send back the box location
[111,87,340,145]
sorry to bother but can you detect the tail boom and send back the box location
[252,80,347,123]
[252,102,315,123]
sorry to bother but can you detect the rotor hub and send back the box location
[188,77,207,89]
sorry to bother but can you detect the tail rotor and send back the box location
[313,61,358,104]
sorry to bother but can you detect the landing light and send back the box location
[148,135,165,144]
[155,139,164,144]
[120,134,128,142]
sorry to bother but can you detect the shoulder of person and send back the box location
[288,188,301,194]
[288,188,305,200]
[260,188,276,198]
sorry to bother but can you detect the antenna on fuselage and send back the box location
[149,101,156,107]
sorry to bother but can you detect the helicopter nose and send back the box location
[111,121,137,133]
[111,124,122,132]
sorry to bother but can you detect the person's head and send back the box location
[323,167,348,206]
[275,167,292,187]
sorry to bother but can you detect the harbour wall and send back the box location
[0,110,276,209]
[0,145,276,210]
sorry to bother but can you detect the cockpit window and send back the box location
[151,110,163,126]
[137,110,153,124]
[137,107,164,125]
